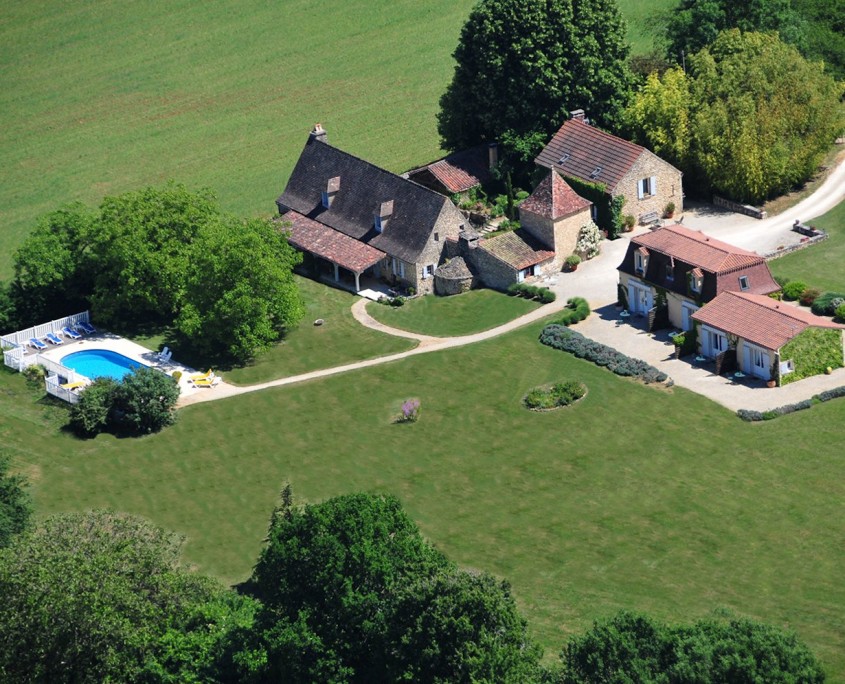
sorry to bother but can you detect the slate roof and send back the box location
[278,135,457,263]
[519,169,591,220]
[692,292,845,351]
[632,225,766,274]
[535,119,647,192]
[407,144,494,193]
[281,211,385,273]
[478,229,555,270]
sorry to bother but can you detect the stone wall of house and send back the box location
[616,151,683,222]
[408,201,466,295]
[467,248,517,291]
[520,206,591,272]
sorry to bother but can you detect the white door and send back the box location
[628,282,652,314]
[702,327,727,358]
[681,302,699,331]
[750,345,769,378]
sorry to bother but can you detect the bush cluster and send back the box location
[799,287,821,307]
[524,380,586,410]
[781,280,807,301]
[378,295,405,307]
[553,297,590,326]
[810,291,845,316]
[540,325,669,384]
[507,283,556,303]
[836,303,845,323]
[737,386,845,421]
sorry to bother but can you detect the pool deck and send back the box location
[36,332,211,398]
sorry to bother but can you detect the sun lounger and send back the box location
[76,321,96,334]
[62,326,82,340]
[28,337,47,350]
[189,369,214,382]
[192,375,220,388]
[60,381,87,391]
[45,332,64,345]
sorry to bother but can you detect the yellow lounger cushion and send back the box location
[61,381,86,390]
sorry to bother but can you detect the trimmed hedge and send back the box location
[507,283,556,303]
[736,385,845,421]
[540,324,669,384]
[781,281,807,301]
[553,297,590,326]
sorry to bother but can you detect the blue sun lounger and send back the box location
[45,332,64,345]
[62,326,82,340]
[76,321,96,334]
[28,337,47,350]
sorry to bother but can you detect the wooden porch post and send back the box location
[333,263,340,281]
[354,272,361,292]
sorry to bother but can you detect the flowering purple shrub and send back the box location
[396,399,420,423]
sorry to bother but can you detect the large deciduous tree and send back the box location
[560,611,825,682]
[175,216,303,364]
[235,490,545,682]
[664,0,805,63]
[0,510,255,684]
[437,0,631,153]
[625,30,843,204]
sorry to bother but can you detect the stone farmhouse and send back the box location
[278,126,598,296]
[692,291,845,384]
[617,224,780,331]
[536,112,684,233]
[276,125,466,295]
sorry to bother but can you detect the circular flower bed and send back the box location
[523,380,586,411]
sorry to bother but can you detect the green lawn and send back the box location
[5,319,845,678]
[0,0,671,281]
[770,200,845,292]
[223,275,416,385]
[366,288,542,336]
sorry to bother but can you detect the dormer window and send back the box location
[634,248,649,275]
[739,275,750,290]
[374,199,393,233]
[322,176,341,209]
[690,268,703,293]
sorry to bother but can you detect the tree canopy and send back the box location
[625,30,843,203]
[0,452,32,548]
[9,182,304,363]
[437,0,632,154]
[237,490,544,682]
[560,610,826,682]
[0,510,255,683]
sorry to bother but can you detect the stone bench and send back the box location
[639,211,660,225]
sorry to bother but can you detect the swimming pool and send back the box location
[61,349,147,381]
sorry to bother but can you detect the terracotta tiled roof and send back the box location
[281,211,385,273]
[632,225,764,273]
[407,144,494,193]
[519,170,591,220]
[692,292,845,351]
[535,119,651,192]
[478,229,555,270]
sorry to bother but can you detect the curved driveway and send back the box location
[179,153,845,411]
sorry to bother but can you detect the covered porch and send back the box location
[283,211,386,293]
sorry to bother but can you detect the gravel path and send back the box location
[179,153,845,411]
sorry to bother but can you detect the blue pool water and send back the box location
[61,349,147,381]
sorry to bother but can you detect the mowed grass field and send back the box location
[4,319,845,677]
[0,0,674,280]
[366,288,542,336]
[770,200,845,292]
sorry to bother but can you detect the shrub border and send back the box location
[736,385,845,421]
[522,381,588,412]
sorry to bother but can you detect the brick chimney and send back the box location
[310,123,328,143]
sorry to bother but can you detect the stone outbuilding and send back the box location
[536,113,683,233]
[434,256,476,295]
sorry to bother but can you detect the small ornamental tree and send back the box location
[575,221,602,259]
[113,366,180,434]
[68,377,119,436]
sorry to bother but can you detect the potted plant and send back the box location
[671,332,685,359]
[663,202,676,219]
[565,254,581,272]
[623,214,636,232]
[767,363,778,388]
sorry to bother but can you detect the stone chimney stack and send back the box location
[570,109,586,122]
[488,142,499,169]
[310,123,328,143]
